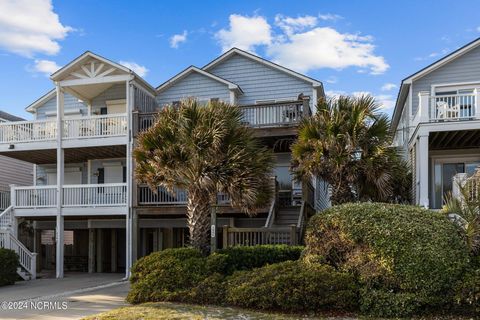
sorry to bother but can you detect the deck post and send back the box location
[111,229,117,273]
[210,205,217,253]
[290,225,297,245]
[96,229,103,273]
[222,225,229,248]
[88,228,95,273]
[55,84,64,279]
[417,133,429,208]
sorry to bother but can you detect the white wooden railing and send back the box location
[222,225,298,247]
[63,183,127,207]
[138,185,188,205]
[431,93,476,120]
[0,205,13,229]
[14,186,57,208]
[63,114,127,139]
[239,100,310,127]
[0,119,56,143]
[0,230,37,279]
[0,190,10,211]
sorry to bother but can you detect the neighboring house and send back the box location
[0,111,33,210]
[0,49,324,280]
[392,37,480,209]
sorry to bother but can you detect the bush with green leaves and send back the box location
[304,202,469,317]
[0,248,19,286]
[127,245,304,304]
[212,245,304,274]
[226,260,358,312]
[127,248,209,303]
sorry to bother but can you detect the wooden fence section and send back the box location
[222,225,298,247]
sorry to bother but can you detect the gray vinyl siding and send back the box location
[0,156,33,190]
[156,72,231,107]
[412,45,480,115]
[91,84,126,114]
[207,53,313,106]
[36,94,87,119]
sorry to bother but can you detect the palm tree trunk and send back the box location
[187,187,212,255]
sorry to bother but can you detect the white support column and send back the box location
[416,91,430,124]
[55,84,65,279]
[417,133,429,208]
[125,79,134,278]
[475,88,480,119]
[9,185,17,237]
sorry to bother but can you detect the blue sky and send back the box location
[0,0,479,119]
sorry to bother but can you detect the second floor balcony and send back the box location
[136,99,311,136]
[11,183,128,216]
[413,90,479,125]
[0,114,128,150]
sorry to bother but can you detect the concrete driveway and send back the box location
[0,273,129,320]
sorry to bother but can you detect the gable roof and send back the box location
[392,37,480,131]
[156,66,243,93]
[0,110,25,122]
[50,51,156,94]
[203,47,323,88]
[25,89,56,113]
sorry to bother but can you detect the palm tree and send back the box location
[442,182,480,254]
[291,95,410,205]
[134,99,274,254]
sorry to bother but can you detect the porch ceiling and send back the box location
[429,129,480,150]
[0,145,126,164]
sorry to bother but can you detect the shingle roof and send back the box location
[0,110,25,122]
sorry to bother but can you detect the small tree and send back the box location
[134,99,274,254]
[291,95,410,205]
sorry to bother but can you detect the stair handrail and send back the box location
[0,205,13,230]
[7,233,36,280]
[265,177,278,227]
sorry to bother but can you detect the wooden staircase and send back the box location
[0,206,37,280]
[272,206,301,227]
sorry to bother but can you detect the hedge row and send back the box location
[0,248,19,286]
[127,246,357,312]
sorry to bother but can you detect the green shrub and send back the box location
[455,265,480,316]
[304,203,469,317]
[0,248,19,286]
[213,245,304,274]
[227,260,358,312]
[186,273,227,305]
[127,248,208,304]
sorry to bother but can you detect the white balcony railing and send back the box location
[14,186,57,208]
[0,119,56,143]
[0,190,9,211]
[63,183,127,207]
[63,114,127,139]
[239,100,310,127]
[138,185,188,205]
[13,183,127,209]
[431,94,476,120]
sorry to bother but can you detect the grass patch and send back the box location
[82,302,330,319]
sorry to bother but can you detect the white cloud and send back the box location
[268,26,389,74]
[318,13,343,21]
[477,26,480,32]
[381,83,397,91]
[0,0,72,57]
[325,90,394,110]
[32,59,61,76]
[274,15,317,36]
[215,14,271,52]
[170,31,188,48]
[215,14,388,74]
[119,61,148,77]
[325,76,338,84]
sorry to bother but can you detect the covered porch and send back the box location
[411,126,480,209]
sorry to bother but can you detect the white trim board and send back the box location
[156,66,242,93]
